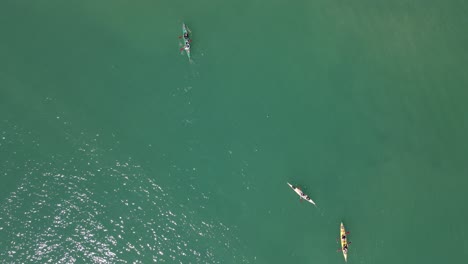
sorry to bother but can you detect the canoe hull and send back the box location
[182,23,191,60]
[287,182,316,206]
[340,222,348,262]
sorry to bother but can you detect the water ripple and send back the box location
[0,124,250,263]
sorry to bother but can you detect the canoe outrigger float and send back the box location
[180,23,191,61]
[339,222,350,262]
[287,182,317,206]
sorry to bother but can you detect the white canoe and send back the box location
[287,182,317,206]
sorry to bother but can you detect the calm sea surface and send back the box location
[1,1,468,263]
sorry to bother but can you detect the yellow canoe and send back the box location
[340,222,348,262]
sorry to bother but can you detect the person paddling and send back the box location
[341,231,350,240]
[179,40,192,51]
[179,32,189,39]
[337,242,352,253]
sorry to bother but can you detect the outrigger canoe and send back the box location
[287,182,317,206]
[182,23,191,60]
[340,222,348,262]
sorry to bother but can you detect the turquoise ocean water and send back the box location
[1,0,468,263]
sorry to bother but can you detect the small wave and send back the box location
[0,123,251,263]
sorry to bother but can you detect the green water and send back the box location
[1,0,468,263]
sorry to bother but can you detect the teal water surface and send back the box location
[1,0,468,263]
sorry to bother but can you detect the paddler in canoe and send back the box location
[287,182,317,206]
